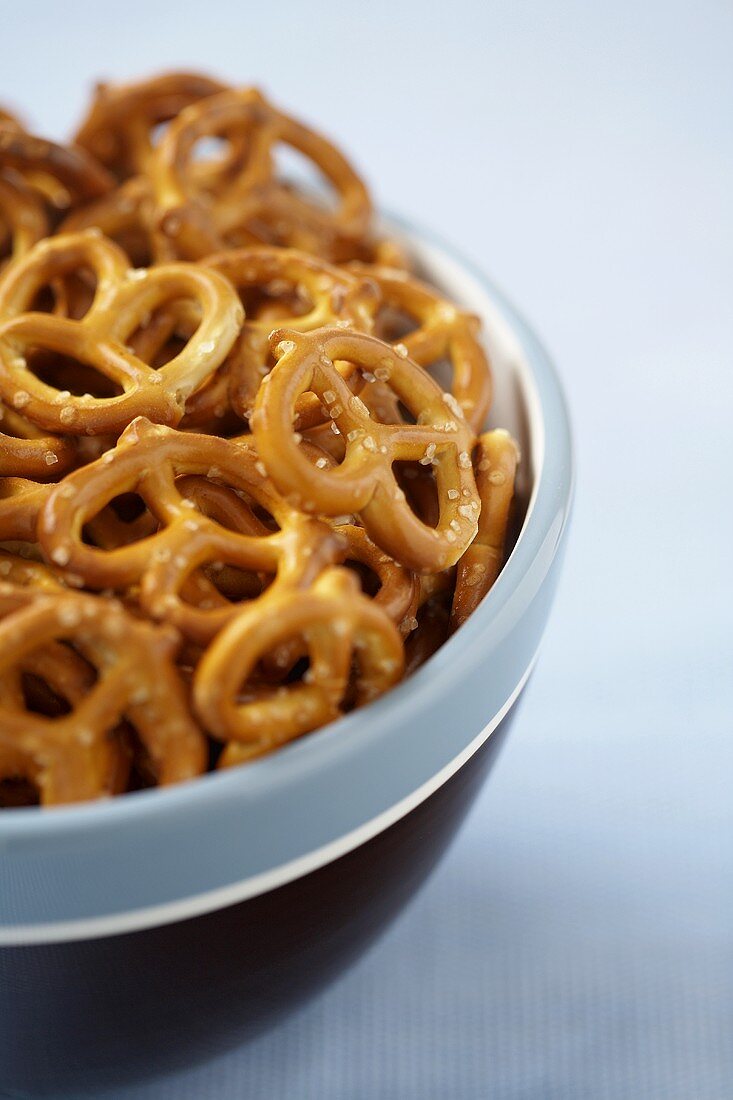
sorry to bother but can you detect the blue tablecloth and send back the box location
[4,1,731,1095]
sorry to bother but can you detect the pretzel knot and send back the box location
[152,88,372,261]
[251,327,480,573]
[0,584,206,805]
[0,230,243,434]
[38,417,345,643]
[194,567,404,765]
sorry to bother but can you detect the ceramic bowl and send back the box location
[0,220,573,1094]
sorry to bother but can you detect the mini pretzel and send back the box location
[194,567,404,764]
[0,230,243,434]
[38,417,344,643]
[450,430,518,630]
[74,71,230,180]
[152,88,372,261]
[350,264,492,432]
[252,327,480,572]
[0,583,206,804]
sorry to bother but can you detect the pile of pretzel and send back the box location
[0,72,519,806]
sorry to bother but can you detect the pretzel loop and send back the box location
[194,567,404,764]
[0,231,243,433]
[38,418,345,642]
[153,89,372,261]
[0,584,206,804]
[252,327,480,572]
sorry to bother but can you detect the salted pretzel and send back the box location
[38,417,344,643]
[0,584,206,804]
[152,88,372,262]
[349,264,492,432]
[450,430,518,630]
[0,230,242,434]
[74,71,230,180]
[194,567,404,764]
[251,326,480,572]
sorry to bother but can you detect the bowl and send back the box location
[0,220,573,1094]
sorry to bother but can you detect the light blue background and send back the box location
[3,1,731,1096]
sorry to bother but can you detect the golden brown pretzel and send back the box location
[450,430,518,630]
[74,71,230,180]
[0,584,206,804]
[251,326,480,572]
[38,417,344,643]
[0,230,243,434]
[152,88,372,261]
[194,567,404,764]
[350,264,492,432]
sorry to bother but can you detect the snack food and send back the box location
[0,73,519,806]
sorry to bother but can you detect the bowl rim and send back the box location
[0,215,574,844]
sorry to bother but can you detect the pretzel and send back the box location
[0,230,243,434]
[194,567,404,764]
[74,71,230,180]
[450,430,518,630]
[38,417,344,643]
[251,326,480,572]
[152,88,372,262]
[349,264,492,432]
[0,583,205,804]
